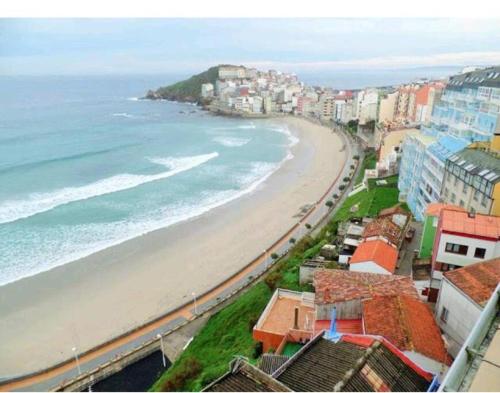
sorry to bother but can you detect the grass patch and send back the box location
[354,152,377,185]
[367,174,399,189]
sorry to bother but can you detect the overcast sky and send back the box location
[1,18,500,75]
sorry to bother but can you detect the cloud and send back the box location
[237,51,500,71]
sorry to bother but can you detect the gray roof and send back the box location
[273,336,432,392]
[258,354,290,375]
[448,148,500,183]
[447,66,500,89]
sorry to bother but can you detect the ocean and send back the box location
[0,75,295,286]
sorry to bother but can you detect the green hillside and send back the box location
[144,65,223,103]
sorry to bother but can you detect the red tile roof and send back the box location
[350,240,399,273]
[444,257,500,306]
[425,203,465,217]
[362,295,449,364]
[314,270,418,304]
[362,217,403,246]
[440,209,500,240]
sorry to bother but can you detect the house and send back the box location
[253,289,315,353]
[428,208,500,301]
[419,203,466,259]
[314,270,418,320]
[434,257,500,357]
[349,239,399,274]
[273,332,435,392]
[438,283,500,392]
[362,295,449,375]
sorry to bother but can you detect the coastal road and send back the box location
[0,128,355,392]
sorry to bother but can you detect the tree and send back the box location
[350,164,355,170]
[353,155,360,160]
[343,177,350,182]
[271,253,279,260]
[325,200,334,208]
[339,185,346,191]
[332,193,339,199]
[305,223,312,229]
[289,237,296,244]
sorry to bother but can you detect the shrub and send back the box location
[264,271,282,291]
[339,185,346,191]
[343,177,350,182]
[289,237,296,244]
[252,341,263,358]
[353,155,360,160]
[350,164,355,170]
[271,252,279,259]
[325,200,334,208]
[161,357,202,391]
[305,223,312,229]
[248,314,259,332]
[332,193,339,199]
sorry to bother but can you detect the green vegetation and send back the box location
[346,120,358,135]
[151,157,403,391]
[354,152,377,185]
[146,65,223,103]
[367,174,399,189]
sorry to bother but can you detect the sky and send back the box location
[1,18,500,75]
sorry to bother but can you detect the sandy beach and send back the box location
[0,117,346,377]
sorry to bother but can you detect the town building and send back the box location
[398,67,500,220]
[348,239,399,275]
[418,203,466,259]
[428,208,500,301]
[438,283,500,392]
[313,270,418,320]
[441,136,500,215]
[434,258,500,357]
[355,88,379,125]
[378,91,398,124]
[253,289,315,353]
[218,65,246,80]
[200,83,214,98]
[362,295,449,375]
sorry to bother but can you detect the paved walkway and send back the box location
[1,129,357,392]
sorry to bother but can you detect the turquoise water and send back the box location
[0,76,294,285]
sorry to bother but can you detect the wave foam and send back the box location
[271,125,299,147]
[0,152,218,225]
[213,137,251,147]
[112,112,135,118]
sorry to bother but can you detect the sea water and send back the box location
[0,75,295,285]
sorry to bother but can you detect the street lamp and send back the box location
[263,249,268,269]
[192,292,198,315]
[72,347,82,376]
[157,333,166,368]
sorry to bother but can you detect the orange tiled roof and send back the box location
[362,217,403,246]
[440,209,500,240]
[314,270,418,304]
[425,203,465,217]
[444,257,500,306]
[350,240,398,273]
[362,295,450,364]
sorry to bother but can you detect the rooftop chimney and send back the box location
[293,306,299,330]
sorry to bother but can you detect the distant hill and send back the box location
[144,65,226,103]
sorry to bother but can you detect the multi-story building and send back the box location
[427,208,500,301]
[378,91,398,123]
[398,132,436,220]
[218,65,246,80]
[414,82,445,124]
[398,67,500,220]
[355,88,379,125]
[201,83,214,98]
[441,136,500,215]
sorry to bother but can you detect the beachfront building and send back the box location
[355,88,379,125]
[434,258,500,358]
[441,136,500,215]
[398,132,436,221]
[428,208,500,301]
[201,83,214,98]
[218,65,246,80]
[414,82,445,124]
[398,66,500,221]
[378,91,398,124]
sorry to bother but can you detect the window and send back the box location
[445,242,468,255]
[463,183,468,194]
[440,307,449,323]
[474,247,486,259]
[454,177,459,186]
[459,200,465,207]
[444,188,449,198]
[473,189,480,201]
[451,193,456,203]
[481,195,489,207]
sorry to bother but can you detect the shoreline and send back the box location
[0,116,346,377]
